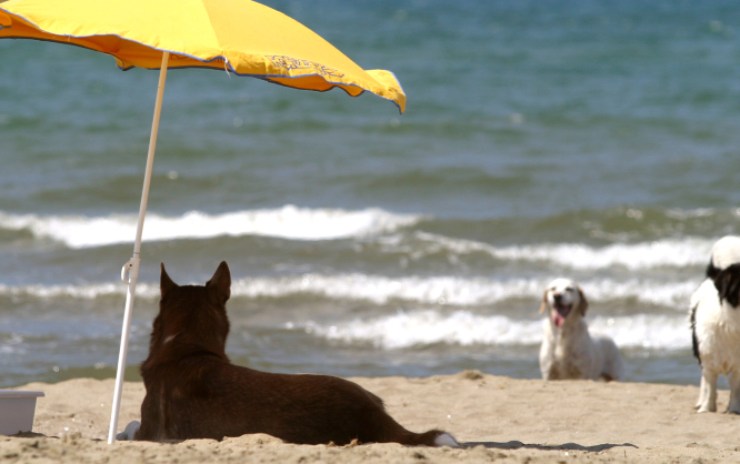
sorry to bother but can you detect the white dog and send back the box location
[690,235,740,413]
[539,278,623,381]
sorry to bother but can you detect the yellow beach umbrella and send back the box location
[0,0,406,444]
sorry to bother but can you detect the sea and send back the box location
[1,0,739,389]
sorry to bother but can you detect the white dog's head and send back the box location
[540,278,588,328]
[707,235,740,277]
[707,235,740,308]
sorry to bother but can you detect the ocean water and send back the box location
[1,0,739,388]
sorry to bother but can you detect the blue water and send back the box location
[1,0,739,388]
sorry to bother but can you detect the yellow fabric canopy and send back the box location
[0,0,406,111]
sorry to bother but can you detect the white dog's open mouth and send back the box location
[552,303,572,327]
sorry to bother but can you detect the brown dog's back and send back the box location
[135,262,456,447]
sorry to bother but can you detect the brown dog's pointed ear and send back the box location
[577,286,589,316]
[160,263,177,298]
[206,261,231,304]
[539,290,548,314]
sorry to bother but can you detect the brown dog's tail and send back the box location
[365,406,459,447]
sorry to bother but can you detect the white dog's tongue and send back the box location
[552,304,571,327]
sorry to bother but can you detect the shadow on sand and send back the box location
[463,440,638,453]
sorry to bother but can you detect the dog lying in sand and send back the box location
[690,235,740,413]
[118,261,458,446]
[539,278,623,381]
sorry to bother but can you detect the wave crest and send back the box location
[292,310,690,351]
[0,206,420,248]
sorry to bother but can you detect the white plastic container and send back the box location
[0,390,44,435]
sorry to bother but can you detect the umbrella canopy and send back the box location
[0,0,405,444]
[0,0,405,111]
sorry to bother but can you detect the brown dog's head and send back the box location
[147,261,232,361]
[539,278,588,328]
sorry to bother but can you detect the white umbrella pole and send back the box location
[107,51,170,444]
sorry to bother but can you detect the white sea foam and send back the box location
[495,240,711,270]
[0,207,719,272]
[295,310,691,351]
[234,274,699,308]
[0,206,420,248]
[0,274,701,308]
[0,278,694,352]
[414,232,713,270]
[0,282,161,300]
[236,274,541,306]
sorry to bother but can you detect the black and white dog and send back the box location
[690,236,740,413]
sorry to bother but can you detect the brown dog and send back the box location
[121,261,458,446]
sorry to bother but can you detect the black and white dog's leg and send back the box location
[696,370,718,413]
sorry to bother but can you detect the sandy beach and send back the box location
[2,371,739,463]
